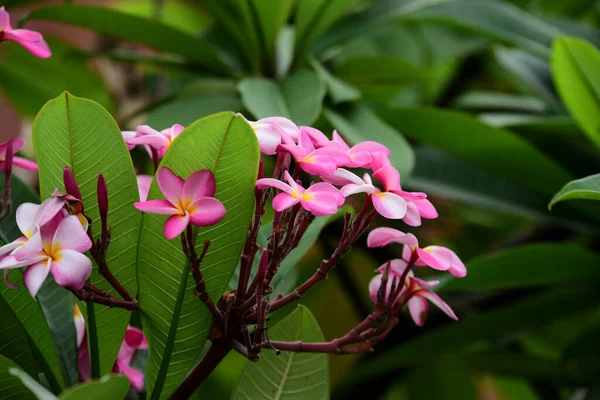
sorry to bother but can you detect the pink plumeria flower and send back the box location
[367,227,467,278]
[256,170,344,216]
[370,153,437,226]
[0,138,38,170]
[368,260,458,326]
[136,175,152,202]
[122,131,137,151]
[0,7,51,58]
[134,167,226,239]
[128,124,184,158]
[245,116,300,155]
[325,168,407,219]
[277,129,349,177]
[5,212,93,297]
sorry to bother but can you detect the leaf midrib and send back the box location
[273,315,302,400]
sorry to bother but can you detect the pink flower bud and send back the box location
[63,167,82,201]
[97,173,109,221]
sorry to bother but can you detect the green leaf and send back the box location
[238,69,326,125]
[231,305,329,400]
[479,114,580,136]
[0,38,114,117]
[0,356,37,400]
[324,106,415,181]
[0,271,64,393]
[308,57,361,104]
[9,367,57,400]
[563,325,600,377]
[452,92,547,113]
[442,244,600,292]
[27,5,227,72]
[59,375,130,400]
[376,107,572,196]
[552,36,600,151]
[407,354,476,400]
[295,0,354,55]
[251,0,295,56]
[550,173,600,208]
[33,92,142,377]
[341,286,600,385]
[137,112,259,399]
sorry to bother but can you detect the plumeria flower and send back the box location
[256,170,344,216]
[324,168,407,219]
[368,260,458,326]
[3,212,93,297]
[0,138,38,170]
[134,168,226,239]
[0,7,51,58]
[121,131,137,150]
[128,124,184,158]
[136,175,153,202]
[367,227,467,278]
[245,116,300,155]
[370,153,437,226]
[277,129,349,177]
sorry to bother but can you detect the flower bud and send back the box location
[97,173,109,221]
[4,140,13,175]
[63,167,82,201]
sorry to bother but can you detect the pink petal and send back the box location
[402,201,422,227]
[116,360,145,393]
[125,326,148,350]
[340,183,374,197]
[3,268,18,289]
[4,29,51,58]
[78,346,91,382]
[23,259,51,298]
[122,131,137,150]
[303,126,333,148]
[331,131,350,151]
[12,157,38,170]
[306,182,344,206]
[16,203,41,238]
[128,134,170,150]
[251,121,284,155]
[52,215,92,253]
[255,178,293,194]
[311,146,351,166]
[276,143,306,161]
[157,168,184,203]
[74,305,86,348]
[345,151,372,168]
[372,164,401,192]
[408,296,429,327]
[301,192,339,216]
[163,214,189,239]
[369,152,392,171]
[13,232,45,262]
[412,198,438,219]
[298,129,316,153]
[188,197,226,226]
[372,192,408,219]
[375,259,408,276]
[416,246,453,272]
[0,7,10,31]
[272,193,300,212]
[136,125,161,136]
[183,170,216,200]
[163,124,184,140]
[368,273,399,305]
[322,168,364,186]
[134,199,178,215]
[36,196,66,227]
[450,252,467,278]
[298,159,337,177]
[50,250,92,290]
[3,138,24,155]
[351,141,390,157]
[415,289,458,321]
[136,175,153,202]
[367,227,418,248]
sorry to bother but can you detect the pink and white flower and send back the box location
[128,124,184,158]
[134,167,226,239]
[256,171,344,216]
[246,116,300,155]
[0,139,38,170]
[121,131,137,151]
[367,227,467,278]
[136,175,153,202]
[0,7,51,58]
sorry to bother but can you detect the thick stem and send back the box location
[71,288,139,310]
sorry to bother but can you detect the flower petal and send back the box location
[298,128,316,153]
[163,214,189,239]
[0,7,10,31]
[4,29,51,58]
[157,168,184,203]
[124,326,148,350]
[331,130,350,150]
[129,134,169,150]
[375,259,408,276]
[12,157,38,170]
[50,249,92,290]
[402,201,422,227]
[367,227,418,248]
[272,193,300,212]
[188,197,226,226]
[416,246,454,272]
[255,178,293,194]
[341,183,375,197]
[372,164,401,192]
[408,296,429,327]
[16,203,41,238]
[52,215,92,253]
[136,175,153,202]
[183,170,216,200]
[78,346,91,382]
[351,141,390,157]
[304,126,333,148]
[74,304,86,348]
[372,192,407,219]
[307,182,344,206]
[23,259,51,298]
[412,198,438,219]
[322,168,365,186]
[415,289,458,321]
[250,121,284,155]
[301,192,339,216]
[116,360,145,393]
[134,199,178,215]
[4,269,18,289]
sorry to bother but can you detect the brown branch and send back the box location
[71,288,139,310]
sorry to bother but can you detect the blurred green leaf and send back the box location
[476,376,539,400]
[552,36,600,151]
[295,0,354,55]
[59,375,130,400]
[137,113,259,399]
[0,356,36,400]
[442,244,600,292]
[377,107,572,196]
[27,5,227,73]
[251,0,295,57]
[563,325,600,378]
[231,305,329,400]
[324,105,415,180]
[0,38,114,117]
[549,173,600,208]
[407,354,476,400]
[9,367,57,400]
[453,92,546,113]
[33,92,141,377]
[309,57,361,104]
[238,69,326,125]
[479,114,579,136]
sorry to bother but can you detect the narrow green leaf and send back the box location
[407,355,476,400]
[59,375,130,400]
[9,367,57,400]
[27,5,227,72]
[479,114,579,136]
[251,0,294,56]
[552,36,600,151]
[308,57,361,104]
[137,112,259,399]
[231,305,329,400]
[324,106,414,181]
[0,356,37,400]
[452,92,547,113]
[33,92,142,377]
[295,0,353,55]
[376,107,572,196]
[238,69,326,125]
[442,244,600,292]
[0,38,114,117]
[550,173,600,208]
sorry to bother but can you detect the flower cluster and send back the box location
[0,7,51,58]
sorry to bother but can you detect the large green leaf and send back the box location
[552,36,600,151]
[324,106,414,181]
[32,92,141,377]
[295,0,354,55]
[376,107,572,196]
[231,305,329,400]
[342,286,600,385]
[442,244,600,292]
[251,0,295,57]
[0,356,37,400]
[550,173,600,208]
[238,69,326,126]
[137,112,259,399]
[59,375,130,400]
[27,5,227,72]
[0,38,114,117]
[406,355,476,400]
